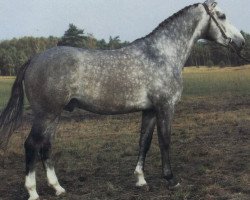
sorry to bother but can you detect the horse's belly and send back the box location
[73,89,151,114]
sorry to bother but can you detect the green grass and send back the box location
[182,66,250,96]
[0,77,15,107]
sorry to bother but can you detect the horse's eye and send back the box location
[219,14,226,20]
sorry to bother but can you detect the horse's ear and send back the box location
[204,0,217,10]
[211,2,217,8]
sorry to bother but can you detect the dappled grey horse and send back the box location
[0,1,245,200]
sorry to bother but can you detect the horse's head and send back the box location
[203,0,245,52]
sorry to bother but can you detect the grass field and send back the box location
[0,66,249,200]
[183,66,250,96]
[0,77,16,107]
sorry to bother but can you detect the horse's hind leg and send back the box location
[25,113,65,200]
[39,117,65,196]
[25,115,45,200]
[134,110,156,186]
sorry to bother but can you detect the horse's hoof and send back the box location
[28,195,39,200]
[56,187,66,196]
[135,180,147,187]
[136,184,150,191]
[169,182,181,190]
[166,178,181,190]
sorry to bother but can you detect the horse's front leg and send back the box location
[134,110,156,187]
[156,105,180,188]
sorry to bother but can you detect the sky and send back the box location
[0,0,249,42]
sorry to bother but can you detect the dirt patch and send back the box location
[0,95,249,200]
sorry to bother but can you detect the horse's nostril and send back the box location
[242,41,245,47]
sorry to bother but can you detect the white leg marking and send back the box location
[25,172,39,200]
[134,164,147,187]
[46,167,66,196]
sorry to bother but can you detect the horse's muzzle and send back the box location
[229,38,245,52]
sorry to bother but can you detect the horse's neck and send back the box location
[146,5,208,70]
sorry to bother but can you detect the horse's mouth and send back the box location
[229,40,243,53]
[217,39,244,54]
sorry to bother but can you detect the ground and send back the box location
[0,95,249,200]
[0,66,249,200]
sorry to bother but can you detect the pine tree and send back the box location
[57,24,86,48]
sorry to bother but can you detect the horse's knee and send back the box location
[24,137,38,172]
[24,136,36,156]
[40,142,56,171]
[40,140,51,158]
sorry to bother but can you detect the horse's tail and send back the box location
[0,60,30,150]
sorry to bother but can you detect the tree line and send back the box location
[0,36,58,75]
[186,31,250,67]
[0,23,249,75]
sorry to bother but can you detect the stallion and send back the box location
[0,1,245,199]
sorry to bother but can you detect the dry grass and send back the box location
[2,95,249,200]
[183,65,250,73]
[182,65,250,96]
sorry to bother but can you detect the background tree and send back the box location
[108,36,121,49]
[86,33,97,49]
[57,24,86,47]
[0,36,59,75]
[240,31,250,65]
[96,39,108,50]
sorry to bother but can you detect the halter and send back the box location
[202,3,231,43]
[202,3,250,63]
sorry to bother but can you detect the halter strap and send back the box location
[202,3,250,62]
[202,3,229,41]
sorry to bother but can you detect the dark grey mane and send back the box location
[132,3,200,44]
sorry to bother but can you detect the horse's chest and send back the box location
[152,74,183,106]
